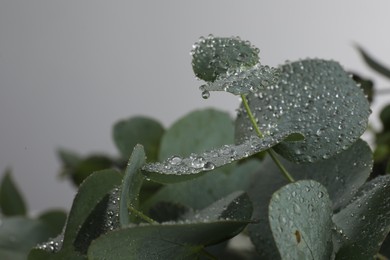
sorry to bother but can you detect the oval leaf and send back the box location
[113,116,164,162]
[236,59,370,163]
[333,175,390,259]
[88,192,252,259]
[143,133,290,183]
[247,139,372,258]
[191,35,260,82]
[269,180,333,260]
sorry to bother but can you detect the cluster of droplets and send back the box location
[200,63,281,98]
[37,234,64,253]
[142,133,288,176]
[105,187,120,231]
[191,35,260,83]
[235,59,370,163]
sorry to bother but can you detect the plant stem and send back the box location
[128,206,157,224]
[240,94,295,183]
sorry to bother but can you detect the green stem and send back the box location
[128,206,157,224]
[240,94,295,183]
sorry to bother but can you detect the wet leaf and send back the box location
[113,116,164,162]
[200,63,280,95]
[191,35,259,82]
[0,169,27,216]
[269,180,333,260]
[247,139,371,259]
[356,45,390,79]
[88,192,252,259]
[143,133,289,183]
[333,175,390,259]
[119,145,146,226]
[236,59,370,163]
[47,169,122,258]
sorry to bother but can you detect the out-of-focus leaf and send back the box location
[38,210,67,238]
[0,169,27,216]
[356,45,390,79]
[0,217,52,260]
[113,116,164,162]
[380,105,390,132]
[71,155,114,186]
[351,73,374,103]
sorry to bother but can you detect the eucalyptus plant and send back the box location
[1,35,390,259]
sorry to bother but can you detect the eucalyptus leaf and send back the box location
[143,133,289,183]
[236,59,370,163]
[119,144,146,226]
[0,217,53,260]
[191,35,260,82]
[0,169,27,216]
[158,108,234,161]
[380,104,390,131]
[200,63,280,95]
[38,210,67,238]
[333,175,390,259]
[113,116,164,162]
[247,139,372,259]
[88,192,252,259]
[49,169,122,257]
[143,159,261,211]
[356,45,390,79]
[269,180,333,260]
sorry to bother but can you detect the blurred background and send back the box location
[0,1,389,213]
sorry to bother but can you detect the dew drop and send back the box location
[203,161,215,171]
[202,90,210,99]
[168,155,182,165]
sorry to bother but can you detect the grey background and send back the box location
[1,1,390,213]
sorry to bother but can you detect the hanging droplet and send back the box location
[202,90,210,99]
[168,155,182,165]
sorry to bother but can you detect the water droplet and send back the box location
[318,191,324,198]
[168,155,182,165]
[191,156,206,168]
[202,90,210,99]
[203,161,215,170]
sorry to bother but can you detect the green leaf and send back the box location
[113,116,164,162]
[143,133,290,183]
[333,175,390,259]
[351,73,374,103]
[57,148,81,171]
[119,145,146,226]
[149,201,191,223]
[191,35,260,82]
[268,180,333,260]
[159,108,234,160]
[0,169,27,216]
[38,210,67,238]
[356,45,390,79]
[54,169,122,257]
[236,59,370,163]
[380,104,390,132]
[247,139,372,259]
[88,192,252,259]
[143,159,261,210]
[0,217,52,260]
[200,63,280,95]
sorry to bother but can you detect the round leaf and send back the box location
[191,35,260,82]
[236,59,370,163]
[269,180,333,260]
[333,175,390,259]
[113,116,164,162]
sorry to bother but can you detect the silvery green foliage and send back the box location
[236,59,370,163]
